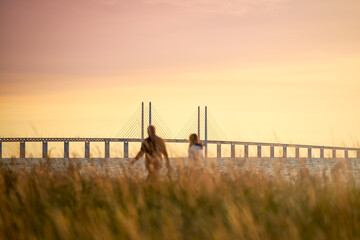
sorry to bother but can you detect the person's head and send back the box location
[189,133,199,146]
[147,125,156,137]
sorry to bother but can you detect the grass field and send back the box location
[1,158,360,240]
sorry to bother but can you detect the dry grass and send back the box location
[1,158,360,240]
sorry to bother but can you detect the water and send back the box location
[2,157,360,182]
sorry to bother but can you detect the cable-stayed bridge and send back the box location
[0,102,359,160]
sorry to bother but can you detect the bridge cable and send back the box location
[176,110,198,139]
[123,118,141,138]
[208,110,227,140]
[152,107,176,139]
[114,104,142,138]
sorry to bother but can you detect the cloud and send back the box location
[88,0,288,15]
[88,0,126,5]
[142,0,288,15]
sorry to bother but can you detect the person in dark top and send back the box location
[131,125,170,180]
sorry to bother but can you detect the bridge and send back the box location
[0,102,359,160]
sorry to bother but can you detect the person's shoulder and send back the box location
[142,137,151,144]
[189,146,196,155]
[193,144,203,150]
[190,145,200,151]
[154,135,165,142]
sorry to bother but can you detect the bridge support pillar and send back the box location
[332,149,336,158]
[345,150,348,159]
[20,141,25,158]
[270,146,274,158]
[296,147,300,158]
[204,106,208,158]
[149,102,152,125]
[105,141,110,158]
[198,106,201,139]
[217,144,221,158]
[244,145,249,158]
[283,146,287,158]
[42,141,48,159]
[231,144,235,158]
[257,145,261,158]
[64,141,69,159]
[0,142,2,159]
[124,142,129,159]
[320,148,324,158]
[357,150,360,159]
[308,148,312,158]
[85,141,90,159]
[141,102,144,140]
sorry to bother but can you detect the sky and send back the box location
[0,0,360,157]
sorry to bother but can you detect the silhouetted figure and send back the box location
[188,133,204,168]
[131,125,170,180]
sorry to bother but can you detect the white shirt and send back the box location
[188,145,204,166]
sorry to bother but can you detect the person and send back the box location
[131,125,171,180]
[188,133,204,168]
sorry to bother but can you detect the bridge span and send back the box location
[1,102,359,160]
[0,137,359,160]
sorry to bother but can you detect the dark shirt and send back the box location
[135,135,169,168]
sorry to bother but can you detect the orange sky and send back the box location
[0,0,360,156]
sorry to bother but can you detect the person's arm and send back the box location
[188,147,194,159]
[161,141,170,169]
[131,143,145,165]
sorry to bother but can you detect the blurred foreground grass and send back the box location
[1,158,360,240]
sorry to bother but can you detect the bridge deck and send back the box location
[0,138,359,151]
[1,157,359,162]
[1,138,359,160]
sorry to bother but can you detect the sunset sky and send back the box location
[0,0,359,157]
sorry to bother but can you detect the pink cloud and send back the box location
[142,0,288,15]
[86,0,288,15]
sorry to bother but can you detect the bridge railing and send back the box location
[0,138,359,159]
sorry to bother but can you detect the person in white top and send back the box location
[188,133,204,168]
